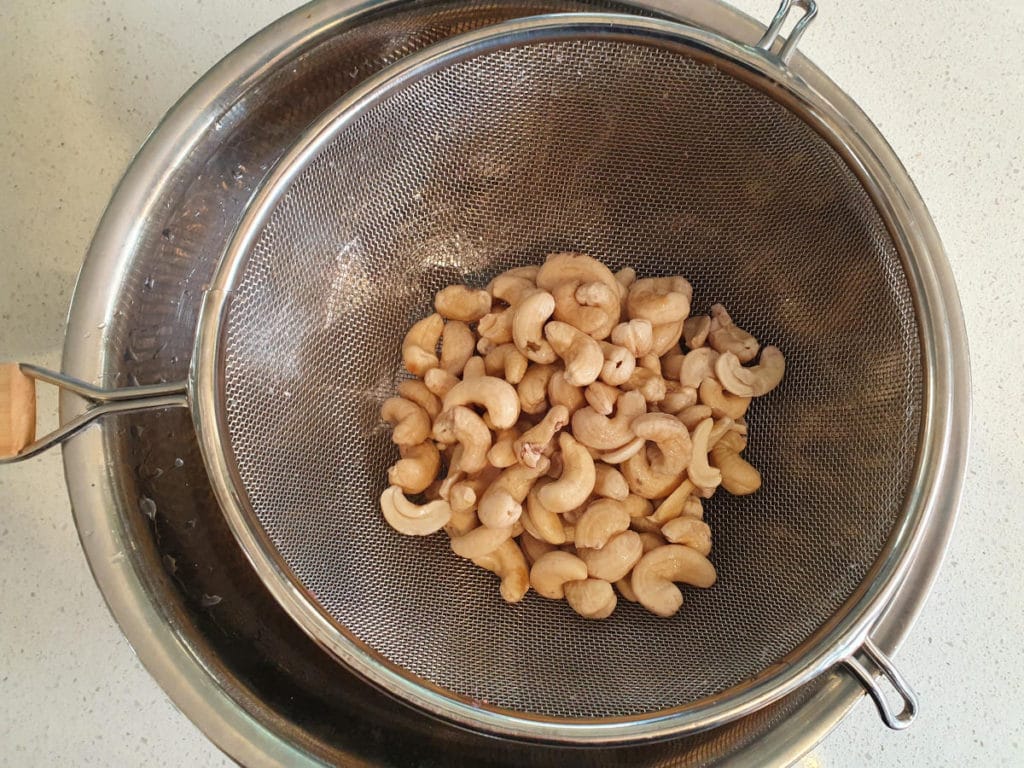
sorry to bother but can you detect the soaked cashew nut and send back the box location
[621,368,667,404]
[529,550,589,599]
[574,498,631,549]
[401,312,443,376]
[717,428,748,453]
[615,577,639,602]
[432,406,491,474]
[381,397,431,446]
[380,486,451,536]
[614,267,636,292]
[462,356,486,380]
[424,367,459,397]
[711,442,762,495]
[518,362,558,414]
[387,442,441,494]
[660,352,686,381]
[661,381,698,414]
[578,530,643,582]
[564,578,617,619]
[593,462,629,500]
[661,517,712,556]
[490,274,537,306]
[631,544,717,617]
[622,446,686,500]
[584,381,620,416]
[487,426,521,469]
[519,532,556,565]
[687,418,723,495]
[477,308,514,344]
[611,319,653,357]
[514,405,569,468]
[683,315,711,349]
[545,321,603,387]
[708,304,759,363]
[571,390,646,451]
[434,285,491,322]
[537,432,596,513]
[472,538,530,603]
[598,341,636,386]
[524,479,567,545]
[699,379,751,420]
[484,343,528,384]
[547,370,587,415]
[599,436,645,464]
[650,318,685,356]
[442,376,521,429]
[679,347,720,389]
[678,403,713,430]
[646,479,697,525]
[478,459,550,529]
[440,320,475,375]
[627,277,692,325]
[511,290,557,364]
[396,379,441,420]
[536,252,621,339]
[632,412,692,476]
[715,347,785,397]
[450,523,513,560]
[620,494,654,520]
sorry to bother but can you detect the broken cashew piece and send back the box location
[387,442,441,494]
[578,530,643,582]
[708,304,759,362]
[715,347,785,398]
[514,405,569,468]
[442,376,521,429]
[440,320,476,375]
[380,486,451,536]
[545,321,604,387]
[529,550,589,599]
[512,290,558,364]
[631,544,717,617]
[380,397,431,446]
[472,539,530,603]
[402,313,444,376]
[683,315,711,349]
[434,285,491,322]
[564,578,617,619]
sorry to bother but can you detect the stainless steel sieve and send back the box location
[2,1,968,745]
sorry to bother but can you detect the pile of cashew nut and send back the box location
[379,253,784,619]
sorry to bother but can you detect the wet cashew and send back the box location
[650,318,685,356]
[450,523,513,559]
[381,397,431,446]
[536,252,621,339]
[449,466,500,515]
[472,538,530,603]
[678,403,713,430]
[599,436,645,464]
[484,343,528,384]
[478,459,550,529]
[611,319,653,357]
[402,312,443,376]
[424,367,459,397]
[661,381,697,414]
[661,517,712,556]
[432,406,491,474]
[547,370,587,415]
[593,462,629,500]
[679,347,720,389]
[519,532,556,565]
[490,274,537,305]
[621,367,666,404]
[545,321,603,387]
[462,355,486,379]
[584,380,620,416]
[574,498,631,549]
[646,479,697,525]
[517,362,557,414]
[380,486,451,536]
[477,308,514,344]
[440,320,475,375]
[715,346,785,397]
[683,315,711,349]
[687,418,722,495]
[396,379,441,420]
[564,578,617,619]
[571,390,645,451]
[614,266,637,292]
[524,479,567,545]
[598,341,635,386]
[514,405,569,468]
[615,577,639,602]
[708,417,737,450]
[529,550,589,599]
[622,446,686,500]
[638,530,667,552]
[620,494,654,519]
[486,426,520,468]
[627,277,692,325]
[711,442,762,495]
[537,432,596,513]
[717,428,748,453]
[708,304,759,362]
[442,376,520,429]
[638,353,662,376]
[699,379,751,420]
[632,412,692,476]
[511,290,557,364]
[578,530,643,582]
[434,285,491,322]
[387,442,441,494]
[631,544,717,617]
[660,351,686,381]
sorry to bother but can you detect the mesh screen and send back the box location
[221,36,922,719]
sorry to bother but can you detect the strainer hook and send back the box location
[844,637,919,730]
[756,0,818,64]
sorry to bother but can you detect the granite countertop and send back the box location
[1,0,1021,765]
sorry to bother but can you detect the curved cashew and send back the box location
[661,381,698,414]
[593,462,629,501]
[547,370,586,415]
[519,532,555,566]
[717,428,748,453]
[545,321,603,386]
[571,390,646,451]
[715,346,785,397]
[678,403,713,430]
[511,290,557,364]
[708,417,738,450]
[536,432,596,513]
[638,353,661,376]
[708,304,759,362]
[524,479,566,545]
[478,459,549,529]
[661,517,712,556]
[574,498,630,549]
[611,319,653,357]
[380,397,431,446]
[462,356,486,380]
[434,285,491,322]
[683,315,711,349]
[687,418,722,495]
[620,494,654,520]
[622,446,686,500]
[516,362,557,415]
[477,307,514,344]
[699,379,751,420]
[450,523,513,559]
[615,577,639,603]
[380,486,451,536]
[650,318,685,356]
[621,368,666,404]
[448,466,499,515]
[536,252,621,339]
[484,343,528,384]
[529,550,589,599]
[396,379,441,420]
[439,320,475,375]
[442,376,520,429]
[472,538,529,603]
[638,531,667,553]
[432,406,491,474]
[490,274,537,306]
[444,505,478,538]
[424,367,459,397]
[514,405,569,468]
[401,312,443,376]
[631,544,717,617]
[626,277,692,325]
[584,380,620,416]
[632,412,693,476]
[578,530,643,582]
[486,426,521,469]
[599,436,645,465]
[679,347,720,389]
[614,266,636,292]
[564,578,617,619]
[646,479,696,525]
[711,442,762,495]
[387,442,440,494]
[660,352,686,381]
[598,341,635,386]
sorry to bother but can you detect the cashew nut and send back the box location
[574,498,630,549]
[514,405,569,468]
[380,486,451,536]
[450,523,513,559]
[646,479,696,525]
[638,530,667,552]
[660,352,686,381]
[489,274,537,306]
[621,494,654,519]
[432,406,491,474]
[599,436,645,464]
[621,367,666,404]
[614,267,636,292]
[545,321,603,387]
[424,367,459,397]
[683,315,711,349]
[679,347,720,389]
[462,355,486,379]
[401,312,443,376]
[626,277,692,325]
[698,379,751,420]
[477,308,514,344]
[442,376,520,429]
[630,544,717,617]
[593,462,629,500]
[615,577,639,602]
[524,479,566,545]
[661,517,712,556]
[570,390,645,450]
[687,418,722,495]
[537,432,596,513]
[564,578,617,619]
[536,252,621,339]
[434,285,491,322]
[439,320,475,375]
[708,304,759,362]
[472,538,530,603]
[598,341,636,386]
[511,290,557,364]
[380,397,431,446]
[715,346,785,397]
[710,442,762,495]
[519,532,555,566]
[610,319,653,357]
[517,362,557,415]
[717,428,748,453]
[478,459,549,529]
[661,381,698,414]
[486,426,520,468]
[578,530,643,582]
[678,403,713,430]
[396,379,441,420]
[650,318,685,356]
[622,446,686,500]
[484,343,528,384]
[387,442,441,494]
[547,370,587,415]
[529,550,589,599]
[584,380,620,416]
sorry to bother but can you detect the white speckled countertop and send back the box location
[1,1,1021,765]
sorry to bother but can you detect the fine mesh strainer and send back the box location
[1,2,967,744]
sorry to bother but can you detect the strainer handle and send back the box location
[0,362,188,464]
[844,637,919,729]
[756,0,818,64]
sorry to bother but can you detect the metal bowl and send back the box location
[60,0,968,764]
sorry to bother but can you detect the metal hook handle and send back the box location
[756,0,819,64]
[0,362,188,464]
[844,637,919,729]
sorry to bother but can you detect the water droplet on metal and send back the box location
[139,496,157,520]
[200,594,222,607]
